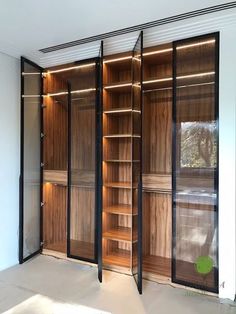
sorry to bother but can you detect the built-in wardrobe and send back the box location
[19,32,219,295]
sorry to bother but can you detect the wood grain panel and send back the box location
[103,138,131,161]
[43,96,68,171]
[70,186,95,259]
[43,170,67,185]
[176,84,214,122]
[142,191,172,277]
[143,90,172,174]
[71,96,95,171]
[103,52,132,85]
[43,183,67,253]
[176,41,215,76]
[143,255,171,277]
[71,170,95,187]
[142,174,171,192]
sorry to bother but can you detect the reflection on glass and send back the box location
[69,68,96,261]
[180,121,217,169]
[132,33,142,291]
[23,63,41,259]
[173,36,218,291]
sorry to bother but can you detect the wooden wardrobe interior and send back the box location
[42,61,97,261]
[101,43,172,282]
[39,35,218,291]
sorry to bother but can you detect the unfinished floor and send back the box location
[0,255,235,314]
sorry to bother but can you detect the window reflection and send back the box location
[180,121,217,169]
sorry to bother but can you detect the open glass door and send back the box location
[67,57,100,264]
[19,57,43,263]
[132,31,143,294]
[97,41,103,282]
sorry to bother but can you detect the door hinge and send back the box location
[42,72,47,78]
[41,202,45,207]
[42,104,47,109]
[41,133,45,138]
[41,162,45,167]
[40,241,44,246]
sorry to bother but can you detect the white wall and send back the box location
[219,25,236,301]
[0,52,20,270]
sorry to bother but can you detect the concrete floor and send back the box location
[0,255,235,314]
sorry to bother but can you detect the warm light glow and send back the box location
[103,134,141,138]
[143,48,173,56]
[177,39,215,50]
[142,39,215,57]
[103,56,132,64]
[104,108,131,114]
[103,108,140,114]
[143,81,215,93]
[44,63,95,75]
[143,77,172,84]
[71,88,96,94]
[22,72,41,75]
[143,72,215,85]
[133,57,141,62]
[44,91,68,97]
[104,82,132,89]
[144,87,172,93]
[22,95,41,98]
[177,81,215,89]
[177,71,215,80]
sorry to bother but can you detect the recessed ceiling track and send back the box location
[39,2,236,53]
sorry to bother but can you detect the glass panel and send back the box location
[69,62,97,261]
[173,35,218,291]
[132,32,143,293]
[22,61,41,259]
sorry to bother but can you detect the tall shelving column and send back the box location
[102,53,139,271]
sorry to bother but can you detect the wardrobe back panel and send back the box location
[43,184,67,253]
[44,73,68,171]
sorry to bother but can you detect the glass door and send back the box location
[97,41,103,282]
[132,31,143,294]
[172,33,219,292]
[67,58,100,264]
[19,57,43,263]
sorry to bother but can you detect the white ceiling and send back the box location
[0,0,230,61]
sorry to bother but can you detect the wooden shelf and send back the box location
[103,108,132,115]
[103,249,130,268]
[103,82,132,92]
[103,204,132,215]
[103,134,140,138]
[104,160,139,163]
[103,226,132,242]
[143,255,171,278]
[104,182,132,189]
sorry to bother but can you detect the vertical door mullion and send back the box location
[98,41,103,282]
[67,83,72,257]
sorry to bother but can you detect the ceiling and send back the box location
[0,0,231,61]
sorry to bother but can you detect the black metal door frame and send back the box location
[97,41,103,282]
[19,57,44,264]
[132,30,143,294]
